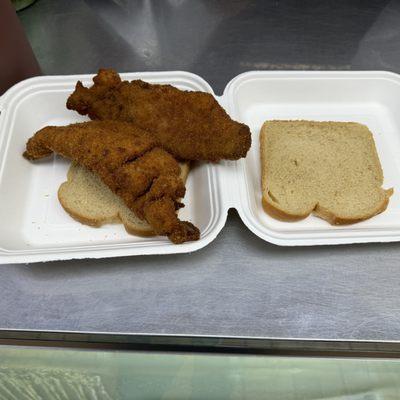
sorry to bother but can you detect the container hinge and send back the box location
[216,161,239,211]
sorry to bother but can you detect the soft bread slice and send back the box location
[260,120,393,224]
[58,162,190,236]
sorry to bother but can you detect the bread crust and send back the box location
[313,188,393,225]
[260,120,393,225]
[58,162,190,237]
[261,196,311,222]
[262,188,393,225]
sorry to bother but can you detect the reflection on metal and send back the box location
[167,0,188,6]
[12,0,36,11]
[1,329,400,357]
[84,0,224,69]
[239,62,352,70]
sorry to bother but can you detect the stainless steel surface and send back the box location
[2,0,400,343]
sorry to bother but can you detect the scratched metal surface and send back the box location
[1,0,400,342]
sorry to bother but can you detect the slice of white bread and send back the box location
[58,162,190,236]
[260,120,393,224]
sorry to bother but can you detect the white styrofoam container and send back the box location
[1,70,400,263]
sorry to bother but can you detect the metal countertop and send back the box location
[2,0,400,347]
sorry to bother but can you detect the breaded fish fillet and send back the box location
[67,69,251,161]
[23,121,200,244]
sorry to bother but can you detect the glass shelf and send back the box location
[1,344,400,399]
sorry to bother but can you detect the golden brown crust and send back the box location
[58,179,156,236]
[67,69,251,162]
[58,162,191,238]
[25,121,199,243]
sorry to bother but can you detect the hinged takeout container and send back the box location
[1,70,400,263]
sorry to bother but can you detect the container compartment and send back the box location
[225,71,400,245]
[0,72,226,263]
[3,70,400,262]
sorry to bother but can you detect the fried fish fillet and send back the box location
[66,69,251,161]
[23,121,200,244]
